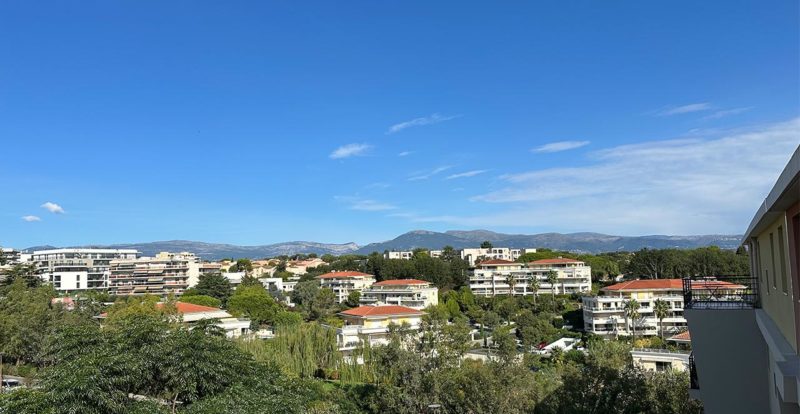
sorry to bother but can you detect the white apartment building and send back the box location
[631,348,690,372]
[461,247,537,267]
[173,302,252,338]
[33,248,139,291]
[384,251,414,260]
[359,279,438,309]
[469,258,591,297]
[334,305,425,352]
[318,271,375,303]
[260,276,300,306]
[582,279,745,338]
[108,252,220,296]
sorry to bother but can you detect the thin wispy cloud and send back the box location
[395,118,799,235]
[21,215,41,222]
[398,151,413,157]
[702,107,753,120]
[446,170,488,180]
[656,102,712,116]
[409,165,452,181]
[334,196,396,212]
[329,143,372,159]
[41,202,65,214]
[532,141,590,153]
[387,113,461,134]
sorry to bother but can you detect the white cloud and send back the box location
[21,215,41,222]
[532,141,590,153]
[657,102,712,116]
[41,202,65,214]
[409,166,452,181]
[446,169,488,180]
[398,151,413,157]
[330,143,371,159]
[335,196,396,211]
[387,113,461,134]
[397,118,799,235]
[703,107,753,120]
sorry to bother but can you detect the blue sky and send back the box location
[1,1,799,248]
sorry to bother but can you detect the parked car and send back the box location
[1,379,22,392]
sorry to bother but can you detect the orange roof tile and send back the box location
[172,302,221,314]
[373,279,430,286]
[318,271,374,279]
[603,279,746,292]
[668,330,691,342]
[340,305,424,317]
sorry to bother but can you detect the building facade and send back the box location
[460,247,537,267]
[334,305,424,352]
[469,258,591,297]
[108,252,220,296]
[33,248,139,291]
[359,279,438,309]
[318,271,376,303]
[384,251,414,260]
[684,145,800,414]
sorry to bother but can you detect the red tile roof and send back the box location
[529,258,582,265]
[668,330,691,342]
[340,305,424,317]
[373,279,430,286]
[603,279,746,292]
[172,302,221,314]
[318,271,374,279]
[479,259,517,265]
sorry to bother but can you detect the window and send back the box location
[76,282,81,289]
[770,232,777,289]
[778,226,788,293]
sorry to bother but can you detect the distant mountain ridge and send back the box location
[20,230,742,259]
[354,230,742,255]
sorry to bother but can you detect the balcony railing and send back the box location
[689,353,699,390]
[682,276,759,310]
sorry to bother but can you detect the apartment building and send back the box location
[469,258,591,297]
[286,258,326,275]
[384,251,414,260]
[359,279,438,309]
[461,247,537,267]
[33,248,139,291]
[334,305,425,352]
[108,252,221,296]
[631,348,690,372]
[582,279,744,337]
[317,271,376,303]
[684,145,799,414]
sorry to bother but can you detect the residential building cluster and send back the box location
[470,257,592,297]
[385,246,537,266]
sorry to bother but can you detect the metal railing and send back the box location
[682,276,759,310]
[689,353,700,390]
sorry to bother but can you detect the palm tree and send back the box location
[623,298,641,343]
[546,270,559,300]
[505,274,517,296]
[528,274,540,306]
[653,298,670,342]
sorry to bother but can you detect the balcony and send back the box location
[682,276,759,310]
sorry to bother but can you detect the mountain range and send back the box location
[21,230,743,260]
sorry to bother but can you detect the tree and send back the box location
[227,285,281,327]
[653,298,670,341]
[0,264,41,290]
[180,295,222,308]
[546,270,559,300]
[344,291,361,308]
[624,298,641,343]
[229,259,253,274]
[238,275,262,288]
[527,274,540,306]
[505,274,517,296]
[194,273,233,305]
[480,241,493,249]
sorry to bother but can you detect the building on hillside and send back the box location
[318,271,376,303]
[460,247,537,267]
[108,252,221,296]
[359,279,438,309]
[582,279,744,338]
[260,276,300,306]
[631,348,690,373]
[286,258,326,274]
[333,305,425,352]
[99,301,251,338]
[684,145,799,414]
[222,271,246,285]
[469,258,591,297]
[33,248,139,292]
[384,251,414,260]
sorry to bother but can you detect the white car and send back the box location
[1,379,21,392]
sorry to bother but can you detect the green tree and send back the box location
[546,270,559,300]
[227,285,281,327]
[344,291,361,308]
[528,274,540,306]
[229,258,254,273]
[194,273,233,305]
[653,298,670,341]
[480,241,493,249]
[180,295,222,308]
[623,298,641,343]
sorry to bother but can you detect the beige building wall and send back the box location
[754,214,797,351]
